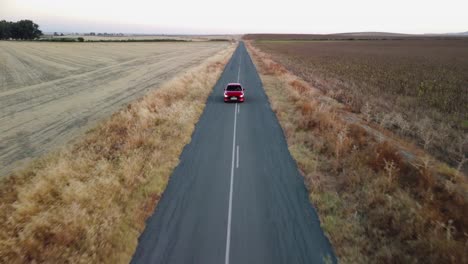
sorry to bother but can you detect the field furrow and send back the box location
[0,41,231,175]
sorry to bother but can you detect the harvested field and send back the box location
[49,34,238,42]
[0,41,230,176]
[249,38,468,171]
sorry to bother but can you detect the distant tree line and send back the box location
[0,20,43,40]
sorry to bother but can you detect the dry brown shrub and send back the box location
[348,124,372,148]
[368,141,402,172]
[299,101,315,115]
[289,79,309,95]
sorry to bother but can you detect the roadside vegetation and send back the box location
[246,41,467,263]
[208,38,231,42]
[249,38,468,173]
[36,37,85,42]
[0,46,234,263]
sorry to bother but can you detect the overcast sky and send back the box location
[2,0,467,34]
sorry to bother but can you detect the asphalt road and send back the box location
[131,42,336,264]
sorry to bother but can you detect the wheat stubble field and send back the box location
[0,41,230,175]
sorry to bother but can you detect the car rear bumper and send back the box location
[224,97,244,102]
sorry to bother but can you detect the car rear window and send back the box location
[226,85,242,91]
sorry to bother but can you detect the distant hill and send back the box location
[447,31,468,36]
[335,32,412,37]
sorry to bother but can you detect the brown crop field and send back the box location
[243,33,466,41]
[249,38,468,171]
[246,40,468,263]
[0,41,230,176]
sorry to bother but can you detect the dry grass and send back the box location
[0,46,235,263]
[246,41,468,263]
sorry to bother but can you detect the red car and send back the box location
[224,83,245,102]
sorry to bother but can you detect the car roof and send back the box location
[227,83,242,86]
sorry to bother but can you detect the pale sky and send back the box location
[1,0,467,34]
